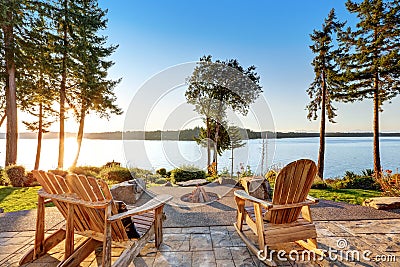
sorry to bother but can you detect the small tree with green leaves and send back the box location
[186,55,262,174]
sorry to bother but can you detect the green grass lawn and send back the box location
[0,186,46,212]
[309,188,382,205]
[0,186,383,213]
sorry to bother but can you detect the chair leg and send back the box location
[154,206,164,248]
[253,204,265,251]
[235,196,245,231]
[34,195,45,258]
[295,238,325,256]
[102,204,113,267]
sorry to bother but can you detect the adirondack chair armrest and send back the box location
[38,188,111,209]
[234,190,273,210]
[107,194,172,222]
[268,199,318,211]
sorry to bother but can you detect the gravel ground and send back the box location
[1,182,400,232]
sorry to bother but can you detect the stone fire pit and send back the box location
[180,186,219,203]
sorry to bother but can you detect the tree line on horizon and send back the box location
[0,0,121,170]
[308,0,400,179]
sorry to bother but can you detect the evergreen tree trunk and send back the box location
[71,109,85,169]
[317,71,327,179]
[34,103,43,170]
[231,146,234,178]
[58,0,68,170]
[214,122,220,173]
[58,60,66,169]
[373,74,381,178]
[3,7,18,166]
[206,117,211,174]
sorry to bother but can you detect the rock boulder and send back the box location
[362,197,400,210]
[110,178,146,204]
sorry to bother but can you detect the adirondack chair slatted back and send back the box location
[32,171,128,241]
[269,159,317,224]
[34,170,91,232]
[65,174,128,241]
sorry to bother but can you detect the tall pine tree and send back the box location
[337,0,400,178]
[0,0,26,165]
[69,0,121,168]
[50,0,82,169]
[19,4,57,170]
[307,9,344,179]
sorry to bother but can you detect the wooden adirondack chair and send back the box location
[19,171,172,267]
[234,159,323,265]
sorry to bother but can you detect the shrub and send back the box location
[265,170,277,183]
[23,172,39,187]
[0,167,8,186]
[129,167,151,177]
[344,176,380,190]
[156,168,167,177]
[219,167,230,178]
[311,181,329,189]
[361,169,374,177]
[170,167,206,184]
[326,170,380,190]
[99,166,134,183]
[155,178,167,184]
[375,171,400,196]
[239,164,254,178]
[5,165,26,187]
[70,166,101,177]
[206,175,219,183]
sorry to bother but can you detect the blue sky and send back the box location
[31,0,400,133]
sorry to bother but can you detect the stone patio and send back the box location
[1,183,400,266]
[1,218,400,266]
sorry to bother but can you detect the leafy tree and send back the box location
[69,0,121,168]
[337,0,400,178]
[186,55,262,173]
[194,120,231,157]
[307,9,344,179]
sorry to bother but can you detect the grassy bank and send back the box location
[0,186,43,212]
[309,188,381,205]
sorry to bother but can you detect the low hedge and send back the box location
[99,166,135,183]
[5,165,26,187]
[170,168,206,184]
[69,166,102,177]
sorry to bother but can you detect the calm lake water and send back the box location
[0,137,399,178]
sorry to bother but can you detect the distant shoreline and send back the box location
[2,131,399,140]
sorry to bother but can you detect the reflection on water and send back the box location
[0,137,398,178]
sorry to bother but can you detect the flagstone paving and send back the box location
[2,184,400,266]
[1,219,400,266]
